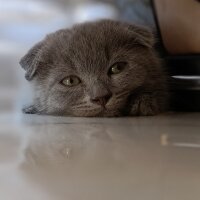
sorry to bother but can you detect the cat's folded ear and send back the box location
[127,24,155,48]
[19,41,44,81]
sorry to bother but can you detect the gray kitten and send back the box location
[20,20,168,117]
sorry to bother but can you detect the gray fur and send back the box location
[20,19,168,117]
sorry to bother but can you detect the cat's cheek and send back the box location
[126,66,147,87]
[44,89,85,115]
[111,69,145,93]
[111,76,130,93]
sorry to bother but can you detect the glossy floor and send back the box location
[0,112,200,200]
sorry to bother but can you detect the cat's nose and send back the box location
[90,94,112,107]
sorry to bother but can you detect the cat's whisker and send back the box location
[73,105,92,109]
[71,102,87,107]
[74,101,88,106]
[77,109,100,112]
[115,90,129,95]
[115,91,130,99]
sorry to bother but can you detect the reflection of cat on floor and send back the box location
[19,121,163,200]
[21,124,133,170]
[20,124,138,199]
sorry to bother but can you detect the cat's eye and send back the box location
[109,62,127,75]
[60,76,81,87]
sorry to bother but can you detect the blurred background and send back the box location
[0,0,155,114]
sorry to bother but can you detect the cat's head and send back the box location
[20,20,157,117]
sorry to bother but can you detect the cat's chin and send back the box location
[71,108,122,117]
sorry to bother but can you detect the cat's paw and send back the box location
[130,94,160,116]
[22,105,38,114]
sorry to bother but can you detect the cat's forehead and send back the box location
[52,21,130,53]
[47,21,130,72]
[68,21,130,50]
[43,20,140,75]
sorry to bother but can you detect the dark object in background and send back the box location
[166,56,200,111]
[152,0,200,111]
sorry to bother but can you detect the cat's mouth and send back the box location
[71,91,132,117]
[72,103,124,117]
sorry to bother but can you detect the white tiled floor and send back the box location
[0,112,200,200]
